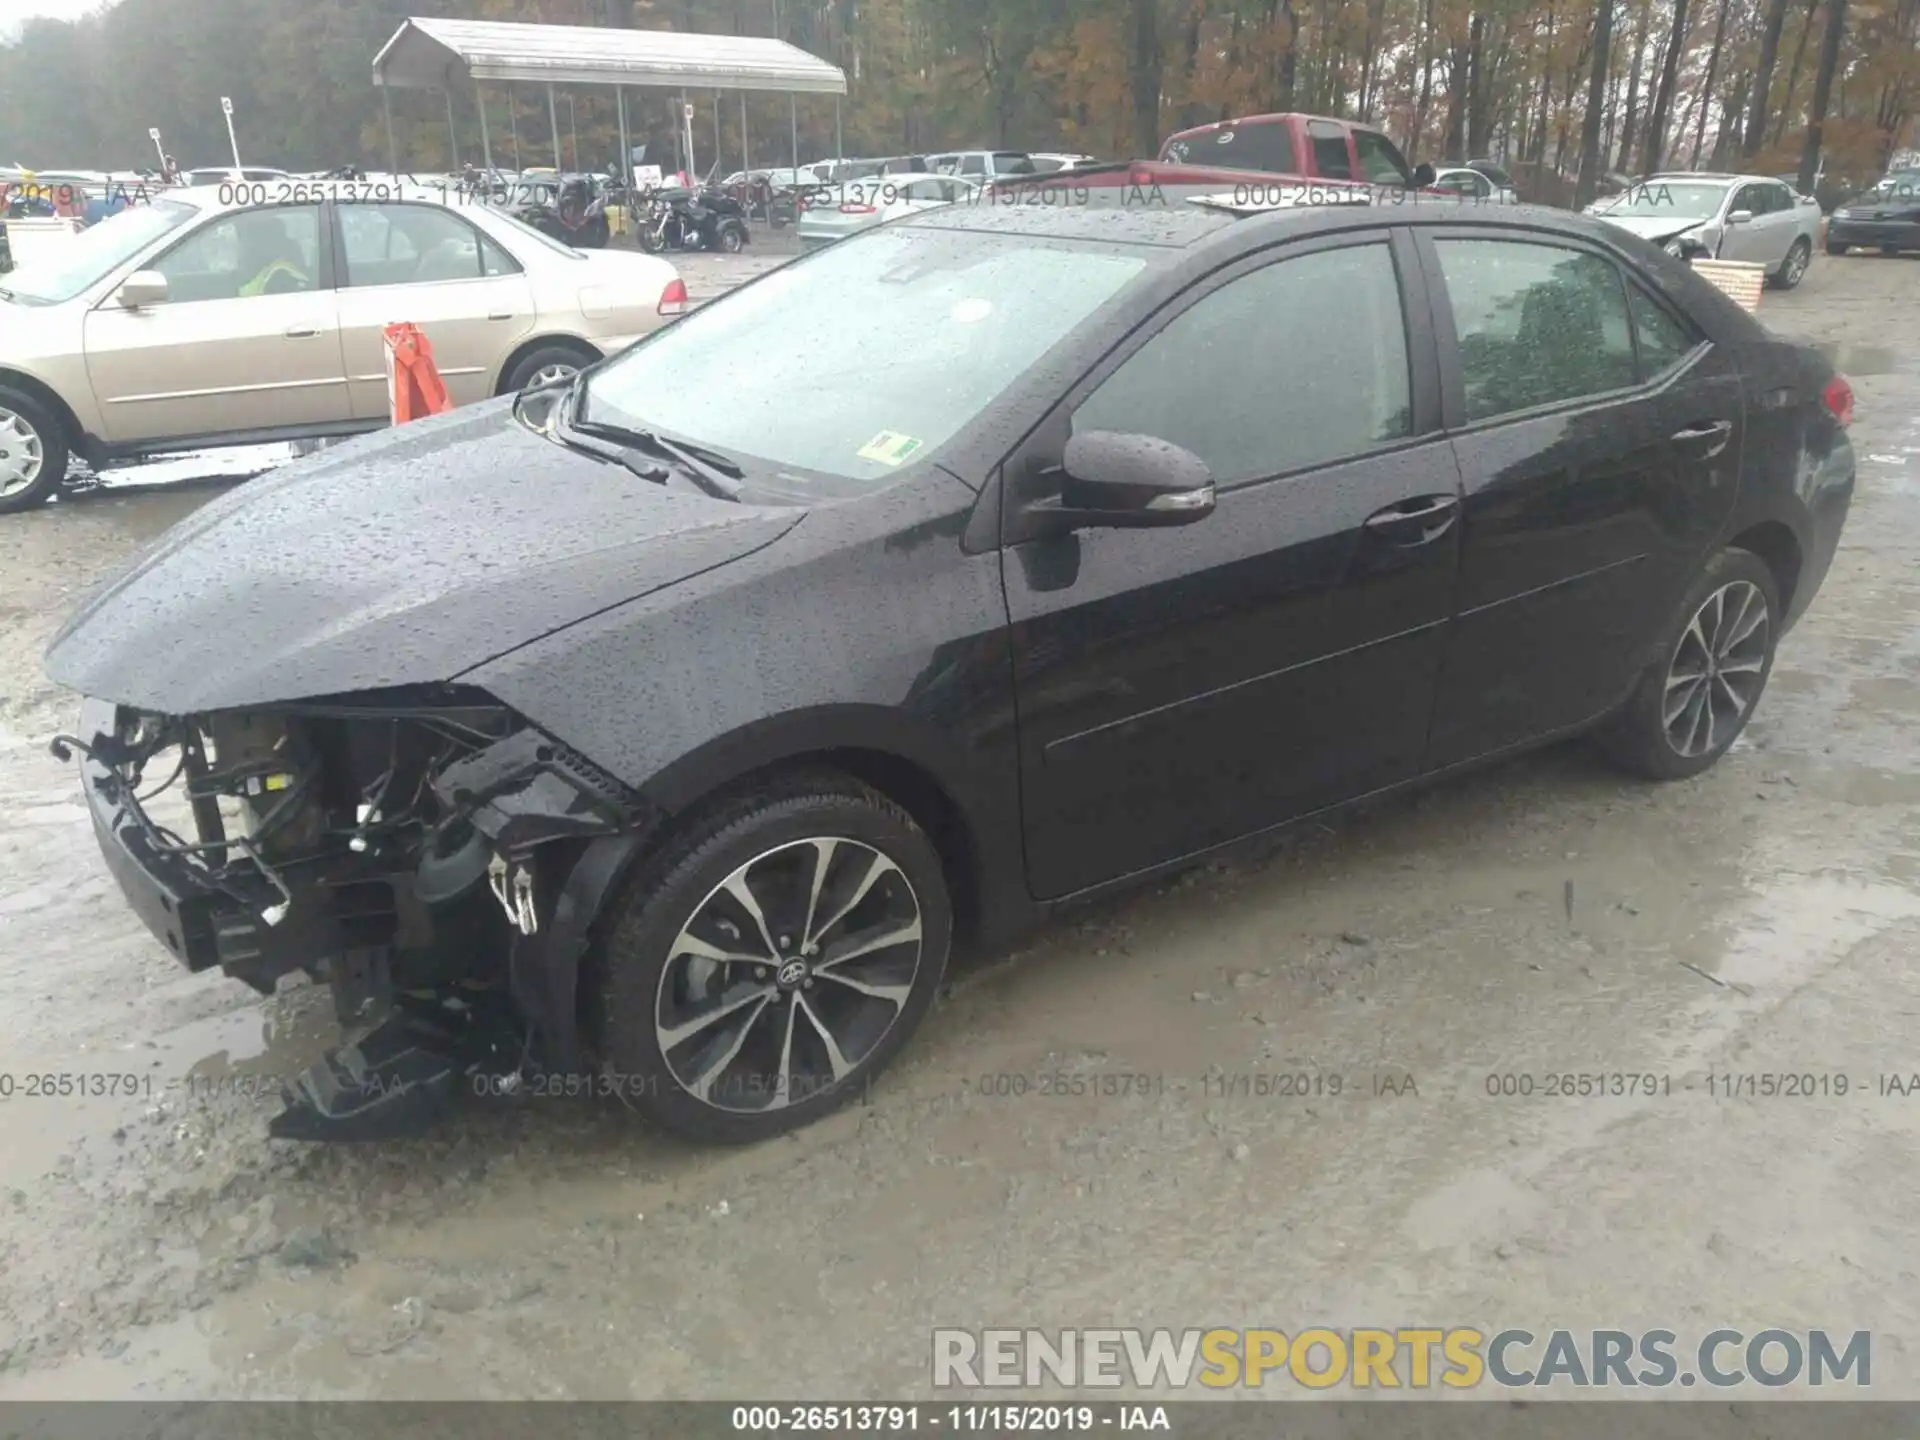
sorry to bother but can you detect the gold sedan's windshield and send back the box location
[2,199,198,305]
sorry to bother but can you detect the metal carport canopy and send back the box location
[371,17,848,95]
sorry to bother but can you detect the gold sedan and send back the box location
[0,183,687,512]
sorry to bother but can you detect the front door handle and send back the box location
[1363,494,1459,547]
[1672,419,1734,459]
[487,312,514,321]
[284,325,318,338]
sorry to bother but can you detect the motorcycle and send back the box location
[635,166,751,253]
[512,174,611,249]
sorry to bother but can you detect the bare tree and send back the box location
[1691,0,1735,163]
[1743,0,1792,152]
[1641,0,1692,171]
[1798,0,1847,189]
[1617,0,1650,168]
[1576,0,1616,204]
[1772,0,1821,144]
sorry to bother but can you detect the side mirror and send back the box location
[1031,431,1216,531]
[1411,162,1437,188]
[1726,209,1754,226]
[116,270,168,308]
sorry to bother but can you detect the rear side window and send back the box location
[1627,283,1699,378]
[1307,121,1354,179]
[993,152,1037,175]
[1434,238,1638,422]
[1161,121,1296,174]
[1071,242,1412,484]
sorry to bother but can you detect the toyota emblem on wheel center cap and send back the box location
[776,958,809,988]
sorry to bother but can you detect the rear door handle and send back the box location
[1672,419,1734,458]
[284,325,318,338]
[487,312,514,321]
[1363,493,1459,546]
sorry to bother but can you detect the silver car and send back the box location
[796,173,983,250]
[1431,166,1519,204]
[0,184,683,511]
[1586,172,1819,287]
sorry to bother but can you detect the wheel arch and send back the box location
[1727,519,1804,616]
[0,366,89,456]
[636,710,1004,948]
[491,334,603,397]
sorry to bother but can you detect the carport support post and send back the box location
[547,83,562,171]
[444,88,460,169]
[741,94,750,172]
[476,79,495,173]
[789,93,798,172]
[835,96,842,164]
[616,86,630,185]
[382,83,399,176]
[713,91,722,173]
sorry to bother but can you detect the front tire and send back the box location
[1596,548,1781,781]
[0,386,69,515]
[714,221,747,253]
[1827,239,1849,256]
[590,771,952,1143]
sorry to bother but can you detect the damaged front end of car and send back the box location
[53,686,660,1141]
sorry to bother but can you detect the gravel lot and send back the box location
[0,245,1916,1400]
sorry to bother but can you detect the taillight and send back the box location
[1130,163,1153,187]
[1822,374,1853,427]
[838,202,876,214]
[657,277,688,317]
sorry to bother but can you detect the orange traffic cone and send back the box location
[383,322,453,424]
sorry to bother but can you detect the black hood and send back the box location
[44,400,806,714]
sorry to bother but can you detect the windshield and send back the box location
[1598,181,1728,218]
[1870,171,1920,197]
[583,227,1148,486]
[2,198,197,304]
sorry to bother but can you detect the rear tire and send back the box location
[1595,548,1781,781]
[1772,237,1811,288]
[589,770,952,1144]
[0,386,68,515]
[1827,240,1849,256]
[499,342,597,395]
[715,221,746,253]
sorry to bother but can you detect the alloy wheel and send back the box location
[1785,243,1809,285]
[0,408,45,499]
[653,836,925,1113]
[1663,580,1771,758]
[528,362,579,388]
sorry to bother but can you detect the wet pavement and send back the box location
[1,249,1918,1399]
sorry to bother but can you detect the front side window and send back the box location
[583,227,1147,487]
[958,154,986,175]
[1434,238,1637,422]
[1071,242,1413,486]
[1355,129,1416,186]
[153,204,321,301]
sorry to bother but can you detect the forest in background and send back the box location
[0,0,1915,204]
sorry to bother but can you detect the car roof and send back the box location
[901,192,1675,258]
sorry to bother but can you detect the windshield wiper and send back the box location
[566,381,745,500]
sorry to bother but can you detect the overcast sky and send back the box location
[0,0,111,39]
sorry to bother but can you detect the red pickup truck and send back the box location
[989,112,1438,204]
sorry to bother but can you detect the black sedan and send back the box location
[1826,170,1920,255]
[44,197,1856,1146]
